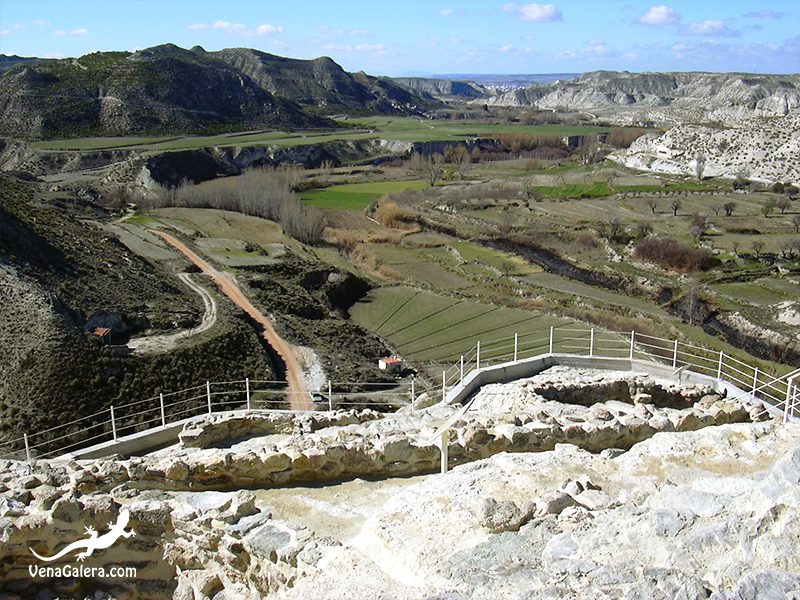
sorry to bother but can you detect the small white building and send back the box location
[378,358,404,374]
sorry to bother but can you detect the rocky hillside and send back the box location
[0,175,275,445]
[214,48,433,114]
[0,44,437,139]
[488,70,800,125]
[610,113,800,185]
[393,77,489,100]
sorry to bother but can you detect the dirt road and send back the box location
[150,230,314,410]
[128,272,218,353]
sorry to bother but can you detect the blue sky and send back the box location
[1,1,798,76]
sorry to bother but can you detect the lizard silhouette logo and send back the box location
[30,508,136,562]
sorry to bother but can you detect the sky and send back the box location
[0,0,798,76]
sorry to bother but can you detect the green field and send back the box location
[299,180,428,210]
[532,182,611,198]
[31,117,609,153]
[350,286,574,363]
[349,116,610,142]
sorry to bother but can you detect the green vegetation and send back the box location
[299,181,428,210]
[350,286,571,363]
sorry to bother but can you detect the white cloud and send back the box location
[500,44,515,52]
[556,50,576,59]
[53,29,66,35]
[638,5,681,27]
[439,8,454,16]
[450,36,463,43]
[323,43,390,56]
[213,21,246,34]
[587,39,605,46]
[349,29,369,36]
[744,10,784,20]
[681,20,737,37]
[0,29,10,35]
[256,24,283,36]
[188,21,284,37]
[14,24,26,30]
[519,4,563,23]
[34,20,51,27]
[70,28,88,35]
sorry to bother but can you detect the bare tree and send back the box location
[694,153,706,182]
[595,214,628,244]
[775,197,791,214]
[646,198,658,215]
[792,214,800,233]
[723,201,736,217]
[669,198,683,216]
[451,146,471,180]
[426,153,445,187]
[578,133,599,165]
[751,239,765,259]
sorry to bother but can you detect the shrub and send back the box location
[374,197,406,227]
[633,237,719,272]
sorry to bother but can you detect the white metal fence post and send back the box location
[549,326,554,354]
[752,367,759,400]
[514,332,518,362]
[246,378,251,411]
[442,371,446,402]
[24,434,30,462]
[784,377,792,424]
[160,393,166,427]
[460,356,464,385]
[207,381,212,414]
[476,341,481,370]
[673,339,679,368]
[440,430,448,475]
[717,351,724,380]
[328,380,333,413]
[630,330,636,360]
[589,328,595,357]
[110,406,117,441]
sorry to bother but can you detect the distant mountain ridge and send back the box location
[486,70,800,124]
[0,44,437,139]
[392,77,489,100]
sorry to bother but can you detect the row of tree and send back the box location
[142,167,325,244]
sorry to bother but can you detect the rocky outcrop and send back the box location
[393,77,489,100]
[609,113,800,185]
[0,366,785,599]
[486,71,800,126]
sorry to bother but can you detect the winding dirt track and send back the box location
[149,230,313,410]
[128,272,218,353]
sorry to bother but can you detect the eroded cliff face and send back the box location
[486,71,800,126]
[3,366,796,600]
[609,113,800,185]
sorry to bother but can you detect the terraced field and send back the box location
[299,180,428,210]
[350,286,574,364]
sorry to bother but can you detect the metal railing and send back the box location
[0,379,418,461]
[1,325,797,461]
[439,326,800,422]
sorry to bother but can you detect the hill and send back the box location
[0,44,437,139]
[392,77,489,100]
[488,70,800,125]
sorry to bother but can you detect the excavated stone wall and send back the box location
[0,367,775,599]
